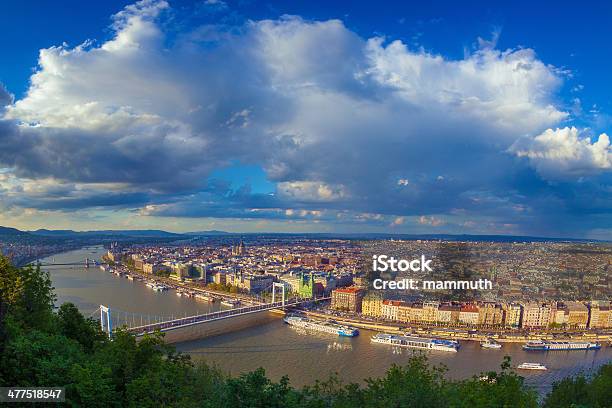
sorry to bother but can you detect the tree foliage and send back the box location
[0,255,609,407]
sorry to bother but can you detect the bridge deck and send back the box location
[126,297,330,335]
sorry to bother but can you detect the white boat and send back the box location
[517,362,547,370]
[146,282,169,292]
[153,284,169,292]
[480,339,502,349]
[195,293,213,301]
[284,316,359,337]
[371,333,459,352]
[221,299,241,307]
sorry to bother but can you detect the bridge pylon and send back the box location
[271,282,286,306]
[100,305,112,338]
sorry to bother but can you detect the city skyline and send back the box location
[0,0,611,238]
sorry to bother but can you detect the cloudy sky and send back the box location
[0,0,610,238]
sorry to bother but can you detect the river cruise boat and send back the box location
[522,340,601,351]
[371,333,459,352]
[284,316,359,337]
[480,339,502,349]
[517,363,547,370]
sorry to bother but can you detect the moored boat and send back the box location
[522,340,601,351]
[195,293,213,301]
[221,299,241,307]
[371,333,459,352]
[480,338,502,349]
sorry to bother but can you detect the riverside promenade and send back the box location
[299,310,612,344]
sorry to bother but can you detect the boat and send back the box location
[284,316,359,337]
[371,333,459,352]
[195,293,213,302]
[146,282,169,292]
[221,299,241,307]
[517,363,547,370]
[480,339,502,349]
[152,284,169,292]
[522,340,601,351]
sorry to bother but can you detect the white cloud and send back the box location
[277,181,348,202]
[391,216,405,226]
[0,0,608,236]
[418,215,445,227]
[511,127,612,179]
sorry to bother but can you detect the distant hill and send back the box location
[31,229,79,237]
[1,226,604,243]
[184,230,230,236]
[0,226,30,236]
[30,229,185,238]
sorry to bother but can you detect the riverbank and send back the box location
[297,310,612,344]
[101,259,262,307]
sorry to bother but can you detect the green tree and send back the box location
[58,302,107,352]
[225,368,294,408]
[543,364,612,408]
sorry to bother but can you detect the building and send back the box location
[227,273,274,294]
[397,302,418,323]
[438,304,460,325]
[588,302,611,329]
[361,291,383,318]
[521,302,553,328]
[564,301,589,329]
[191,264,208,281]
[478,303,503,327]
[143,262,168,275]
[105,250,122,263]
[502,303,522,328]
[331,287,365,312]
[231,241,245,256]
[458,304,480,326]
[552,307,567,326]
[381,300,403,321]
[422,301,440,324]
[213,271,227,285]
[296,273,319,298]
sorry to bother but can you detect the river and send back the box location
[45,247,611,394]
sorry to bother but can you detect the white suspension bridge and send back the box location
[96,282,330,338]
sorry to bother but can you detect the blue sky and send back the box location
[0,0,610,238]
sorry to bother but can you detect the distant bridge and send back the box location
[31,258,98,268]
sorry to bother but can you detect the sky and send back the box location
[0,0,610,238]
